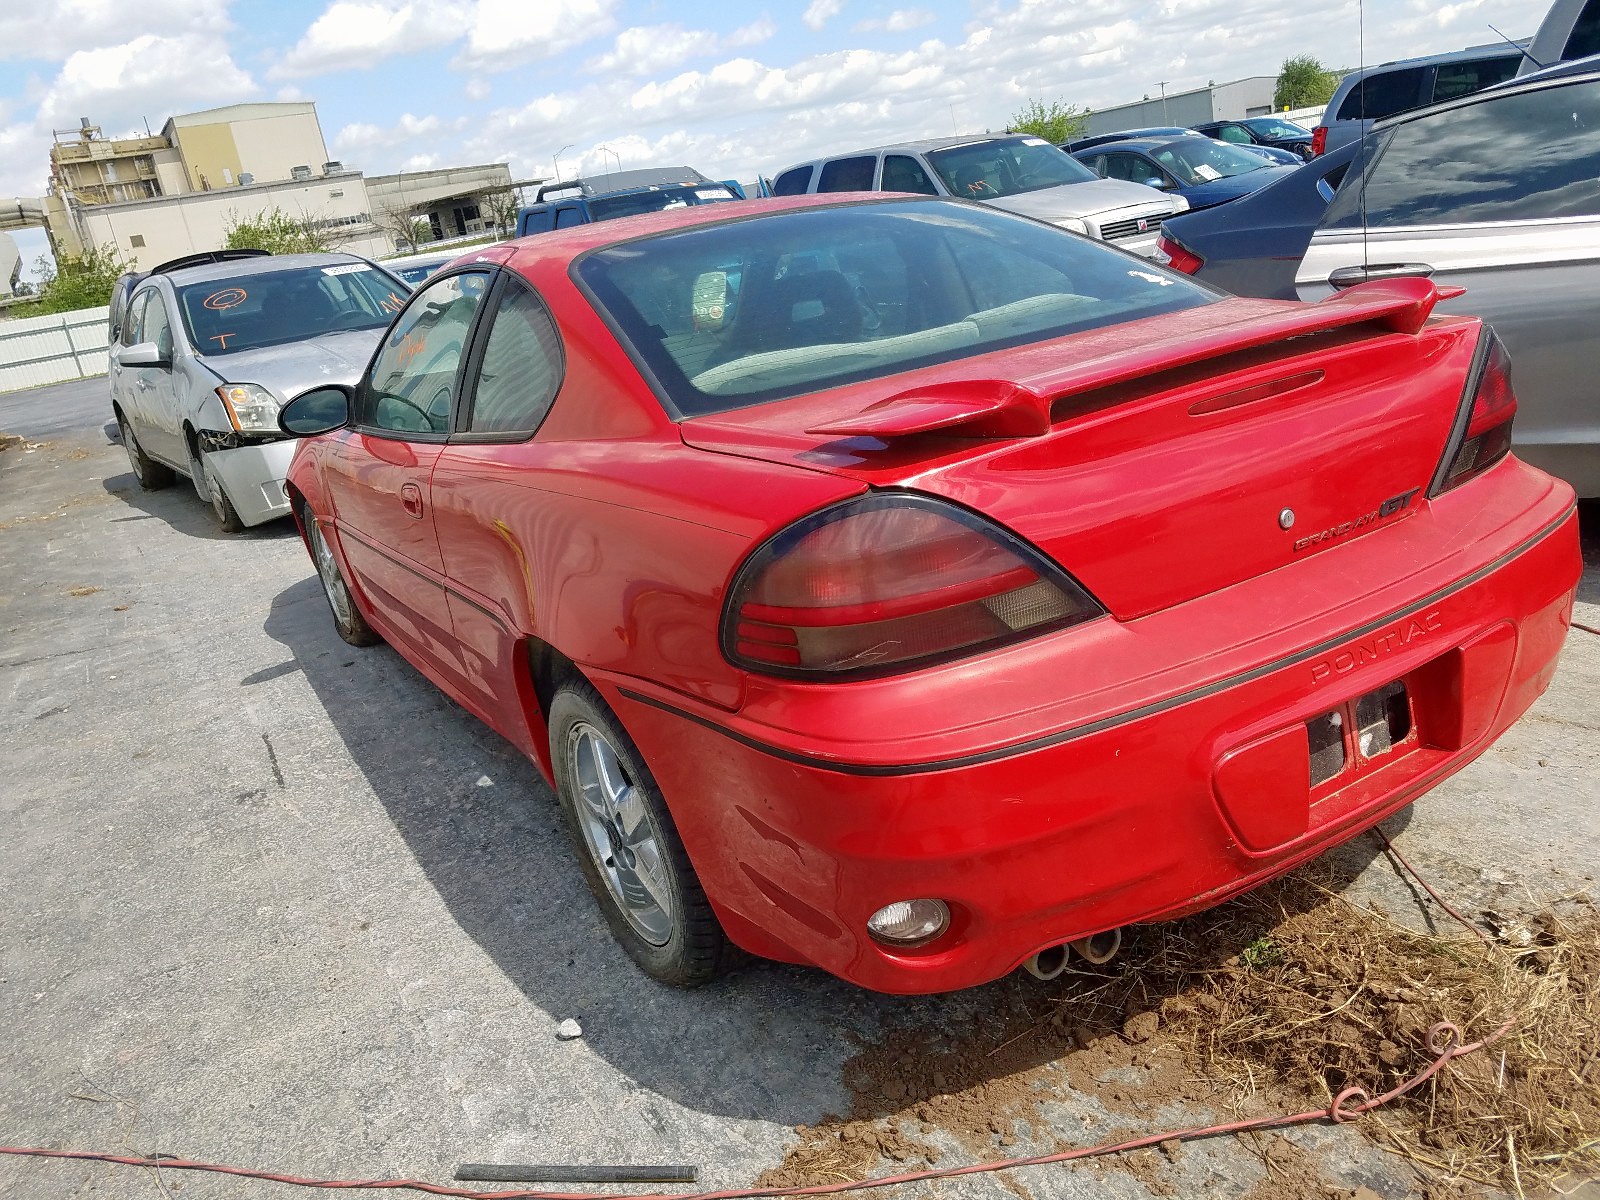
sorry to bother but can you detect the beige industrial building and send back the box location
[32,101,516,271]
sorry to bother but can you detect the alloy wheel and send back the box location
[307,517,355,630]
[567,722,676,946]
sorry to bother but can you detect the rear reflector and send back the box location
[1430,330,1517,496]
[1153,234,1203,276]
[722,494,1103,679]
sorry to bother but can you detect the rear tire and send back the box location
[302,502,380,647]
[117,412,175,491]
[549,678,731,987]
[201,452,246,534]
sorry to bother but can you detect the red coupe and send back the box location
[278,195,1581,994]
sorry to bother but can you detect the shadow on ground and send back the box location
[263,573,1409,1127]
[99,432,300,543]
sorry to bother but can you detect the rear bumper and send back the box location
[599,462,1581,993]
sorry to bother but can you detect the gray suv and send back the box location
[1313,45,1523,155]
[109,252,408,530]
[769,135,1186,257]
[1294,58,1600,496]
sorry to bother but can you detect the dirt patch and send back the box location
[758,853,1600,1196]
[67,586,101,597]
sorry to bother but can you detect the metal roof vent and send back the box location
[322,161,344,175]
[291,164,314,181]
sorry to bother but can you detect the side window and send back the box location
[1431,56,1519,103]
[880,154,938,195]
[463,281,564,436]
[1357,80,1600,226]
[363,271,491,436]
[553,206,585,229]
[1105,154,1158,184]
[1337,66,1427,122]
[1567,0,1600,59]
[817,156,878,192]
[771,165,814,196]
[136,290,174,358]
[1214,124,1251,144]
[123,290,150,347]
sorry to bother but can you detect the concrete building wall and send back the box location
[1082,76,1279,137]
[366,164,515,241]
[169,104,328,189]
[79,174,388,270]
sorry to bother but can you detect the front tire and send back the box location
[201,452,246,534]
[549,679,730,986]
[302,503,380,647]
[117,412,175,491]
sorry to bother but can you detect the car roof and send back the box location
[774,133,1042,176]
[1331,42,1525,93]
[149,252,376,286]
[1079,138,1189,153]
[1374,52,1600,128]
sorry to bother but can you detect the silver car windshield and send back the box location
[575,199,1213,417]
[175,264,408,356]
[925,137,1099,199]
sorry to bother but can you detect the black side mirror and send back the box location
[280,385,353,436]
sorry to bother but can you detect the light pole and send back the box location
[1157,81,1170,125]
[553,144,573,183]
[597,144,621,175]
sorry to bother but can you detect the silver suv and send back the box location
[1313,46,1523,156]
[1294,59,1600,496]
[109,252,408,530]
[769,135,1186,256]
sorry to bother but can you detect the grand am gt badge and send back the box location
[1291,488,1420,553]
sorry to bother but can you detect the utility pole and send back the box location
[1158,81,1170,124]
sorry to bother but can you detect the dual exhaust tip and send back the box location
[1022,928,1122,980]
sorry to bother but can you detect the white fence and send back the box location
[0,306,111,393]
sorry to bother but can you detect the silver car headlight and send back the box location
[1055,217,1089,235]
[215,384,281,435]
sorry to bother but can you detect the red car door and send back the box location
[321,269,493,683]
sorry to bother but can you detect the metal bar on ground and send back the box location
[453,1163,699,1184]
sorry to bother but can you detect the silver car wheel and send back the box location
[306,516,355,630]
[568,721,676,946]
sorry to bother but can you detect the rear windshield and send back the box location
[573,200,1213,417]
[177,263,405,356]
[588,185,737,221]
[1243,117,1309,139]
[925,136,1098,198]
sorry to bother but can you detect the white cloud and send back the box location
[0,0,230,62]
[334,112,462,154]
[586,19,778,76]
[856,9,935,33]
[455,0,617,72]
[36,34,259,133]
[803,0,844,32]
[726,18,779,48]
[269,0,470,79]
[465,78,491,101]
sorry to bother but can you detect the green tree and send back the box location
[16,244,131,315]
[1274,55,1339,110]
[223,206,332,255]
[1008,97,1090,145]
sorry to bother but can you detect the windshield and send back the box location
[925,137,1098,198]
[1149,140,1273,186]
[588,184,738,221]
[1244,118,1310,139]
[391,262,445,286]
[177,263,406,355]
[574,200,1213,417]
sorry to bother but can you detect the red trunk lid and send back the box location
[680,287,1481,620]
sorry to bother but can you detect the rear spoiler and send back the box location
[808,277,1465,441]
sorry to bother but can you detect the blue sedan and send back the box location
[1071,138,1297,212]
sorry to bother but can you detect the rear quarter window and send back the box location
[818,156,878,192]
[1336,66,1427,122]
[771,166,814,196]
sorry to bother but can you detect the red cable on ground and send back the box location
[0,1017,1515,1200]
[1372,826,1494,948]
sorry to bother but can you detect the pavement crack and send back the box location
[262,731,286,788]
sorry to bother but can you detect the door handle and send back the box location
[400,482,424,519]
[1327,263,1435,289]
[135,378,151,391]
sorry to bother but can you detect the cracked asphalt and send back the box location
[2,376,1597,1200]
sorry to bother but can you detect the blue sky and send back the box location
[1,0,1541,278]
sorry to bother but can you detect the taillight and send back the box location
[1311,125,1328,157]
[1429,330,1517,496]
[722,494,1104,679]
[1153,234,1203,276]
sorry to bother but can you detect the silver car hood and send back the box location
[199,328,383,403]
[986,178,1177,222]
